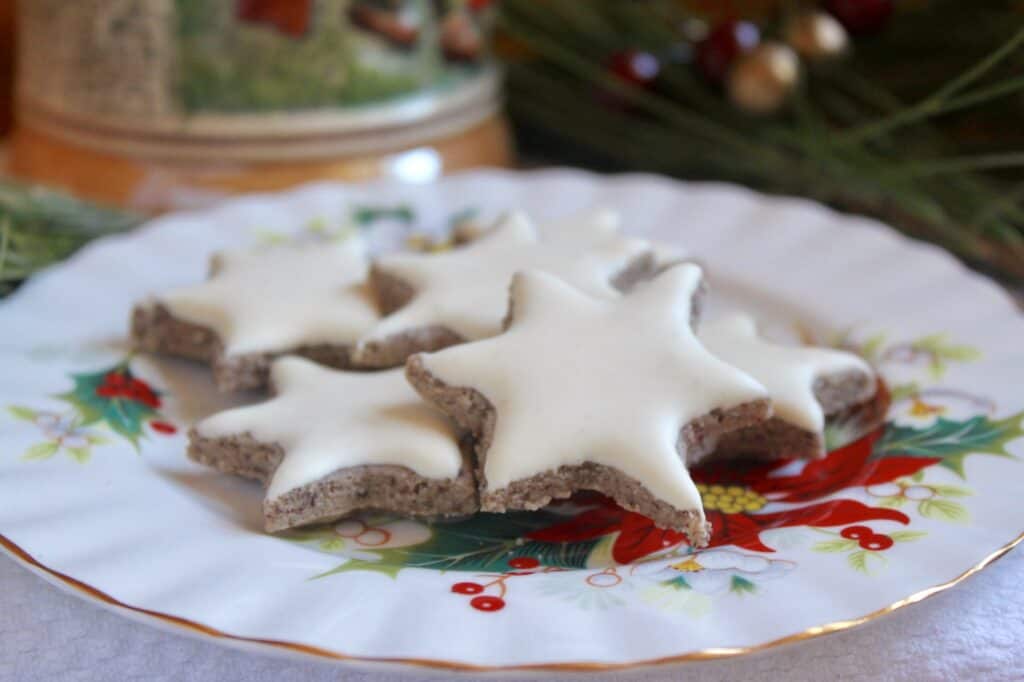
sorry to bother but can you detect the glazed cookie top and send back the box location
[355,211,651,351]
[159,238,378,356]
[412,264,769,515]
[700,313,873,433]
[196,357,463,500]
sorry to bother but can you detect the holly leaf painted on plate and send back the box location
[729,575,756,594]
[56,363,161,447]
[351,205,415,227]
[317,510,602,579]
[875,412,1024,477]
[662,575,691,591]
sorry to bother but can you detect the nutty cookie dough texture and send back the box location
[406,264,773,543]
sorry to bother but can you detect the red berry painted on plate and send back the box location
[95,385,118,398]
[861,534,894,551]
[840,525,871,540]
[129,380,161,408]
[470,595,505,612]
[508,556,540,570]
[105,372,127,387]
[452,581,484,595]
[695,21,760,82]
[150,420,177,435]
[825,0,893,35]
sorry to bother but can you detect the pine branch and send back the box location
[500,0,1024,283]
[0,182,140,297]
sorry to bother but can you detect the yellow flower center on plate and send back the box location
[696,483,767,514]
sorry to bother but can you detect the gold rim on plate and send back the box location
[2,529,1021,673]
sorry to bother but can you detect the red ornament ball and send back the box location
[695,21,760,83]
[470,595,506,612]
[508,556,540,570]
[451,581,484,595]
[825,0,893,35]
[608,50,661,88]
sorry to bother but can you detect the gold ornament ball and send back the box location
[785,11,849,60]
[727,42,800,114]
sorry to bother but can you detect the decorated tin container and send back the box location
[9,0,509,210]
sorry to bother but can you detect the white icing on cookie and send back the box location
[356,211,651,350]
[196,357,462,500]
[538,207,689,270]
[159,238,377,356]
[416,264,769,516]
[535,208,622,245]
[700,313,873,434]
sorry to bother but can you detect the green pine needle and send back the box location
[0,182,140,297]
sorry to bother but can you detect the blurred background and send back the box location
[1,0,1023,296]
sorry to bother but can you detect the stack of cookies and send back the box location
[132,210,883,548]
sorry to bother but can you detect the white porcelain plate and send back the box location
[2,169,1023,674]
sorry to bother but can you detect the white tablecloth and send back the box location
[2,544,1021,682]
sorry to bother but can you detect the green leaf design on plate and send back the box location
[730,575,756,594]
[875,412,1024,476]
[848,550,871,573]
[889,382,921,403]
[662,575,691,591]
[910,334,981,379]
[448,207,479,228]
[351,205,414,227]
[918,498,969,523]
[929,484,971,498]
[319,555,404,580]
[888,530,927,542]
[7,405,37,421]
[67,447,91,463]
[813,538,859,553]
[21,441,59,461]
[56,362,160,447]
[318,537,345,552]
[317,510,600,579]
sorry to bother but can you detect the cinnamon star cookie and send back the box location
[188,357,477,532]
[405,263,772,546]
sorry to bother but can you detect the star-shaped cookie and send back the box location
[132,237,378,391]
[189,356,477,531]
[700,313,879,460]
[406,263,772,545]
[354,210,654,368]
